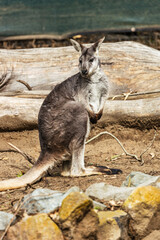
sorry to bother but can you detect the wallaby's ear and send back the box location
[70,39,84,52]
[92,37,105,53]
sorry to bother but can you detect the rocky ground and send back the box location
[0,172,160,240]
[0,124,159,213]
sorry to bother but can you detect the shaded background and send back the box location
[0,0,160,50]
[0,0,160,38]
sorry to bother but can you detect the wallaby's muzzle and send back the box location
[81,69,88,76]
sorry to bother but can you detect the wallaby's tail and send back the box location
[0,156,54,191]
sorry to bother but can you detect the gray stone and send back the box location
[61,186,81,201]
[20,187,81,214]
[85,182,135,201]
[121,171,160,187]
[0,211,15,230]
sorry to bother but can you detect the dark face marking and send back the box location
[79,47,100,77]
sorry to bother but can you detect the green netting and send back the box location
[0,0,160,38]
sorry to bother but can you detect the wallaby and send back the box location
[0,37,120,191]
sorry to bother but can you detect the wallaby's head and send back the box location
[70,37,105,77]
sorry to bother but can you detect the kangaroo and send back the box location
[0,37,120,191]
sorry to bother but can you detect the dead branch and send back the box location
[17,80,32,91]
[110,90,160,100]
[139,130,157,161]
[7,142,35,165]
[86,130,157,165]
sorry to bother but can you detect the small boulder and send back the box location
[18,186,81,214]
[59,192,98,240]
[85,182,135,201]
[59,191,93,225]
[0,211,15,230]
[72,209,99,240]
[97,210,130,240]
[122,171,160,187]
[7,213,64,240]
[123,185,160,239]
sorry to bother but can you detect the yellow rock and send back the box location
[59,192,93,223]
[98,210,127,226]
[123,186,160,239]
[97,210,129,240]
[7,213,64,240]
[124,186,160,209]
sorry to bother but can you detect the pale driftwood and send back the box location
[101,98,160,128]
[0,96,160,130]
[0,97,43,131]
[0,41,160,96]
[0,41,160,130]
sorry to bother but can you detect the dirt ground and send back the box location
[0,124,159,213]
[0,31,160,224]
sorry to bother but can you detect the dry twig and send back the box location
[86,130,157,165]
[17,80,32,91]
[0,143,34,165]
[111,89,160,100]
[7,142,35,165]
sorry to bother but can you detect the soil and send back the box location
[0,124,160,213]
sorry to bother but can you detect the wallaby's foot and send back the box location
[61,165,122,177]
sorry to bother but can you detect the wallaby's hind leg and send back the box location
[61,135,122,177]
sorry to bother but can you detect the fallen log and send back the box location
[0,97,43,131]
[0,41,160,130]
[102,97,160,129]
[0,41,160,96]
[0,96,160,131]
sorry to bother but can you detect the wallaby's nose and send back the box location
[82,69,88,76]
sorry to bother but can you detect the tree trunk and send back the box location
[0,41,160,96]
[0,96,160,131]
[0,41,160,130]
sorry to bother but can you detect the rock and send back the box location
[7,213,64,240]
[0,211,15,230]
[61,186,81,201]
[59,192,93,225]
[97,210,130,240]
[122,171,160,187]
[19,186,81,214]
[85,182,135,201]
[142,230,160,240]
[123,185,160,239]
[59,192,98,240]
[72,210,99,240]
[21,188,63,214]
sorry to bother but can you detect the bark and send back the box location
[0,41,160,96]
[0,41,160,130]
[0,97,160,131]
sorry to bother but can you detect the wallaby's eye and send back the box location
[79,58,82,64]
[89,58,94,63]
